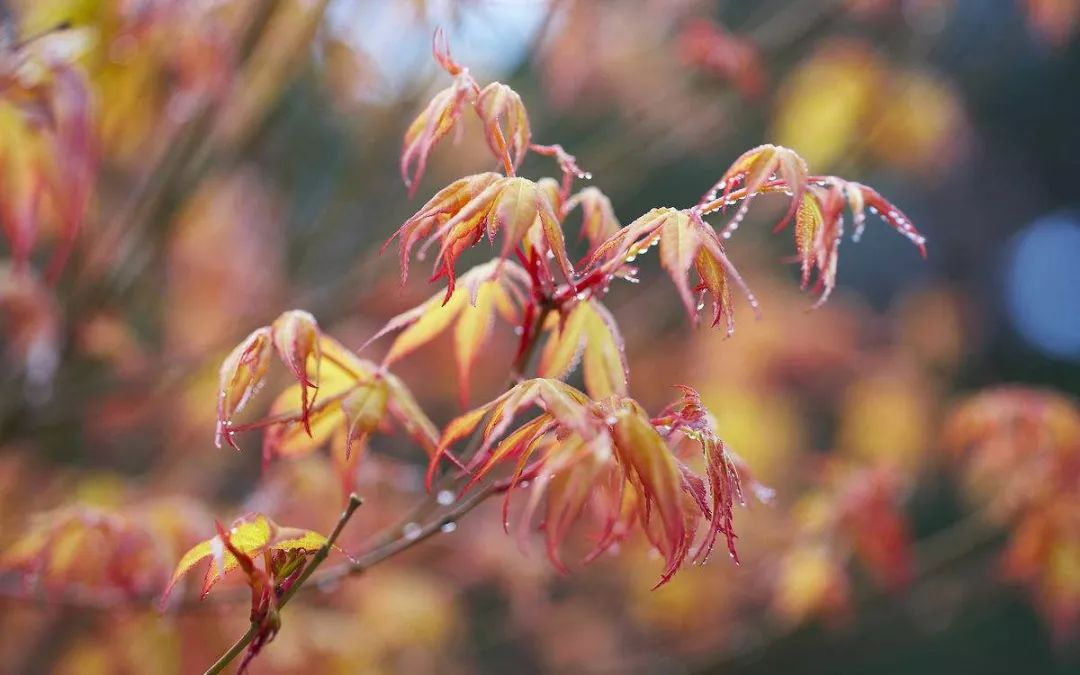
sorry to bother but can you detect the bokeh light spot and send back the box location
[1006,214,1080,360]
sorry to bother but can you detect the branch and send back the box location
[313,482,498,587]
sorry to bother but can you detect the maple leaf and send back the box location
[430,378,596,490]
[606,396,698,584]
[431,380,760,586]
[160,513,328,606]
[400,78,475,196]
[537,298,629,399]
[652,385,772,564]
[943,388,1080,634]
[386,172,503,285]
[701,144,810,239]
[217,309,324,450]
[399,30,536,195]
[1,499,210,599]
[161,512,340,672]
[270,310,321,434]
[389,174,575,301]
[944,387,1080,519]
[693,146,926,307]
[791,177,927,306]
[400,30,477,195]
[257,332,440,466]
[361,260,529,405]
[588,207,758,334]
[217,312,440,475]
[475,82,531,176]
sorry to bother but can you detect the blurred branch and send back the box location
[72,0,332,309]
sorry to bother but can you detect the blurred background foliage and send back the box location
[1,0,1079,673]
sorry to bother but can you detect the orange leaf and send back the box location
[400,83,472,195]
[709,143,809,237]
[475,82,531,174]
[658,210,702,321]
[609,399,691,585]
[392,175,574,299]
[216,327,274,449]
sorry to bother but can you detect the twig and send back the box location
[204,493,363,675]
[311,481,498,587]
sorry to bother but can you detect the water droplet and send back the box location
[604,415,617,425]
[440,522,457,534]
[403,522,422,540]
[436,490,455,506]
